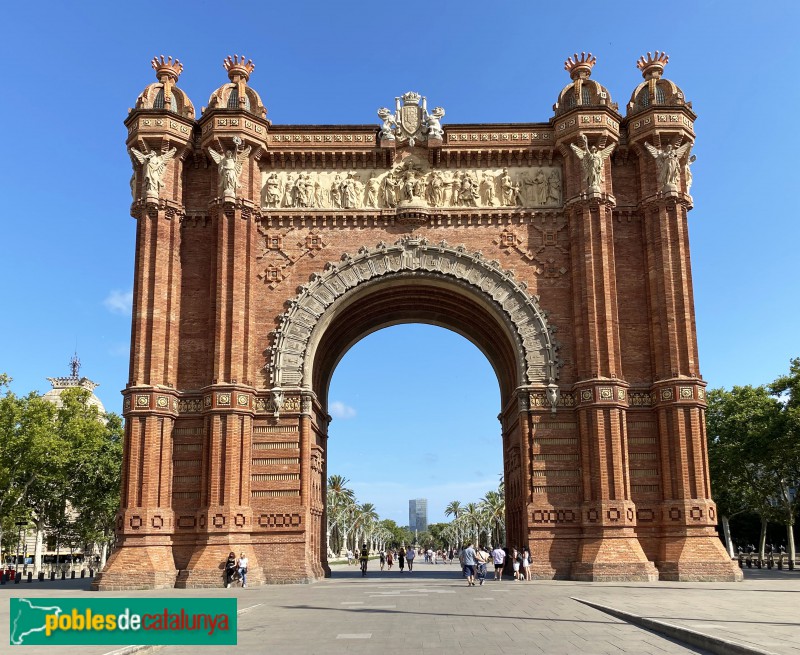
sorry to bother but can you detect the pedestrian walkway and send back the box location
[1,563,798,654]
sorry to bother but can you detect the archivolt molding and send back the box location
[266,236,562,391]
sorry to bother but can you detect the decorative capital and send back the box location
[151,55,183,83]
[224,55,255,82]
[564,52,596,80]
[637,51,669,80]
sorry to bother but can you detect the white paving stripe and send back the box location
[340,601,364,605]
[336,633,372,639]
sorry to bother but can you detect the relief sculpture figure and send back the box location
[130,146,177,197]
[427,170,446,207]
[382,171,398,208]
[498,168,515,206]
[458,172,480,207]
[644,141,691,192]
[570,133,614,192]
[480,173,497,206]
[547,169,561,204]
[365,175,380,208]
[264,172,282,208]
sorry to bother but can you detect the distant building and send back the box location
[408,499,428,532]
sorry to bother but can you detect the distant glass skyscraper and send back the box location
[408,498,428,532]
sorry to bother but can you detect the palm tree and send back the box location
[326,475,355,556]
[353,502,379,551]
[445,500,462,546]
[480,489,506,547]
[461,502,481,546]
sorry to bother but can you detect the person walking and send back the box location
[359,543,369,577]
[521,546,531,581]
[346,549,354,566]
[406,547,416,572]
[462,542,477,586]
[223,551,238,588]
[398,547,406,572]
[511,546,521,581]
[491,544,506,581]
[475,545,490,586]
[387,550,394,570]
[237,551,249,588]
[379,550,386,571]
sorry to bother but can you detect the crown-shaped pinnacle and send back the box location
[224,55,255,82]
[151,55,183,83]
[564,52,597,80]
[637,51,669,79]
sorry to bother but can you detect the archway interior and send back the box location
[313,279,521,559]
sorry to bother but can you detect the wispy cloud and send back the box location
[104,289,133,315]
[329,401,357,419]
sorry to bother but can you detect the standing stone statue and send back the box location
[644,141,691,192]
[208,139,252,198]
[570,133,615,193]
[685,153,696,194]
[377,107,396,140]
[425,107,445,140]
[130,146,177,197]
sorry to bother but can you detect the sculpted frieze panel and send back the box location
[260,163,562,211]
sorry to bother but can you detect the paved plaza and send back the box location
[2,562,798,654]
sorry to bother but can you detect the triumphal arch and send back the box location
[95,52,741,589]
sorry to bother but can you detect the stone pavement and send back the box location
[1,562,798,654]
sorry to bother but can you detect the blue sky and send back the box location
[1,1,798,525]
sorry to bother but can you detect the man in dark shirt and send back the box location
[359,543,369,577]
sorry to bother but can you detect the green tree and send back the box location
[0,376,58,559]
[768,358,800,560]
[706,377,796,560]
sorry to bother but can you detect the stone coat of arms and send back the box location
[378,91,445,146]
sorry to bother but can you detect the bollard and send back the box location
[1,573,5,585]
[70,570,76,579]
[80,569,86,578]
[50,571,55,580]
[38,572,44,581]
[27,572,33,583]
[61,571,65,580]
[89,569,94,578]
[14,573,21,584]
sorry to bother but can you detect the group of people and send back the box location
[460,544,531,586]
[223,551,249,588]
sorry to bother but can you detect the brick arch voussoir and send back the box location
[266,235,562,393]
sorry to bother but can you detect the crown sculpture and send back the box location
[224,55,255,82]
[151,55,183,83]
[564,52,597,80]
[637,51,670,79]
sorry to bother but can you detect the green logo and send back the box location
[10,598,237,646]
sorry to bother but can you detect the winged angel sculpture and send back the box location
[208,140,252,197]
[130,146,177,196]
[644,141,692,192]
[570,133,615,193]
